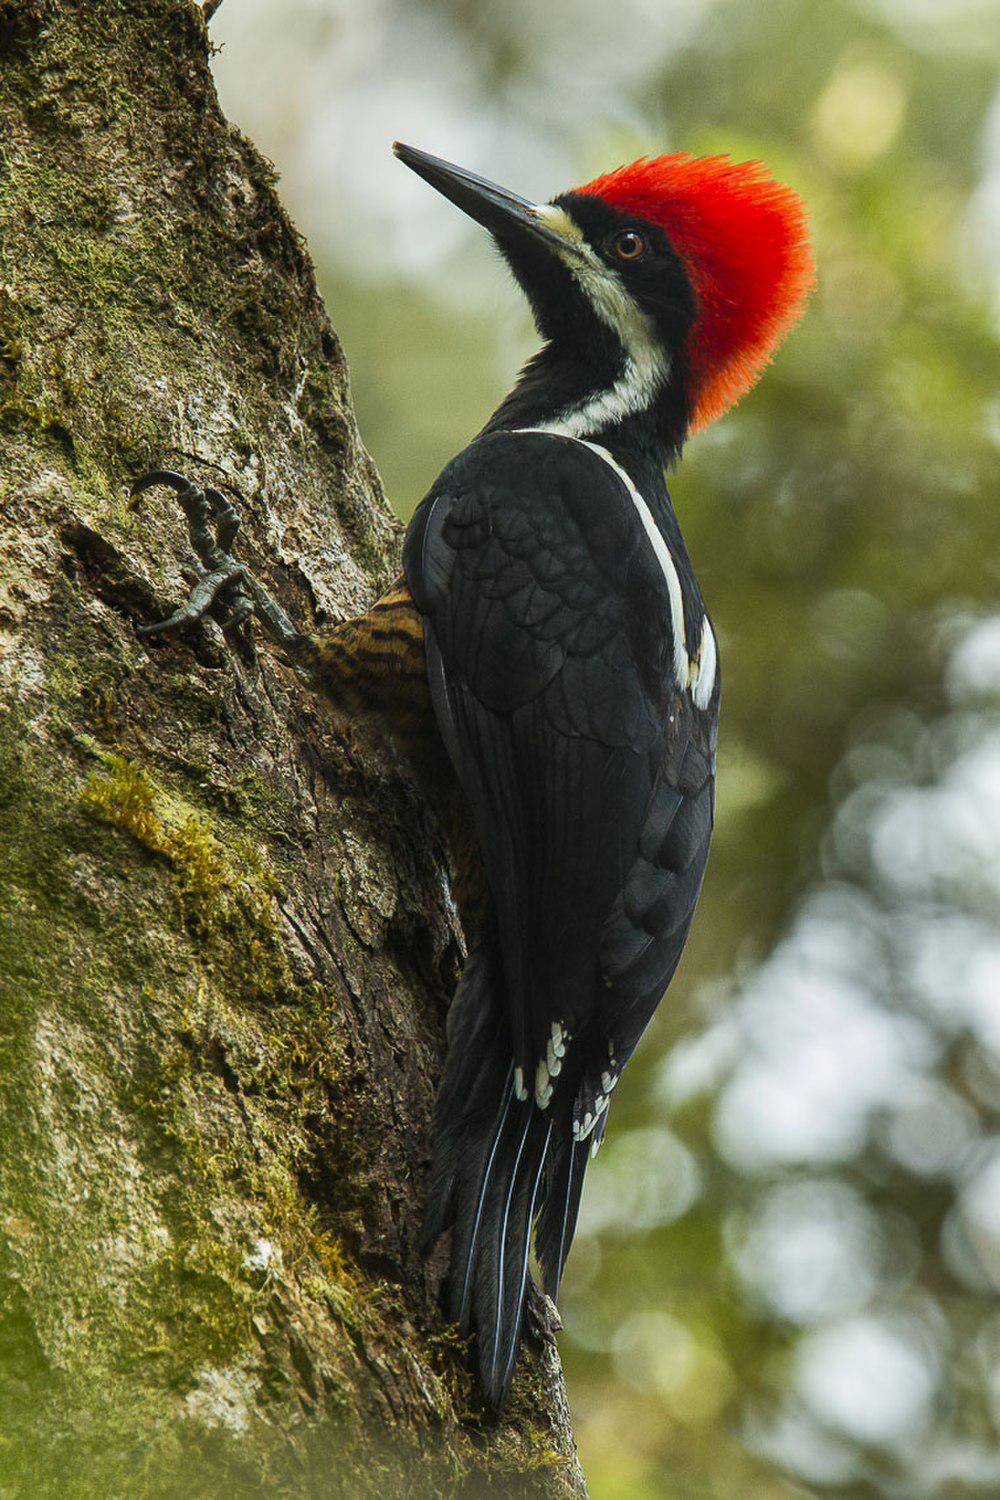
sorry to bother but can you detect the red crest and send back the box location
[575,154,814,432]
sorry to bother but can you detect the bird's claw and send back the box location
[129,468,255,637]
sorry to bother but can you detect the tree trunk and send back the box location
[0,2,584,1493]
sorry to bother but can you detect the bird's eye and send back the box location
[612,229,646,261]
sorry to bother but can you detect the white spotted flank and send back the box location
[535,1058,554,1110]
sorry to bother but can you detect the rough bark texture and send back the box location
[0,3,585,1494]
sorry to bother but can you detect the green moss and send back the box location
[79,753,162,845]
[75,753,371,1326]
[0,384,74,450]
[0,284,27,365]
[523,1433,572,1473]
[79,754,299,1001]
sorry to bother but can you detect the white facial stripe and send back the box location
[533,202,585,244]
[529,205,669,441]
[514,429,714,707]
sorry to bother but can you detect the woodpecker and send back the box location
[132,143,812,1412]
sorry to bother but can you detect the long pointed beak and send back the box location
[392,142,582,259]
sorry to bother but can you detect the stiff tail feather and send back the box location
[535,1130,589,1300]
[422,919,589,1409]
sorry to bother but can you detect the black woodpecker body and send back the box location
[132,143,812,1414]
[394,143,813,1408]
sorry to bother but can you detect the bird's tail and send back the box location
[422,919,591,1410]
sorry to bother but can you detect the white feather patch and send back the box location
[691,617,717,709]
[535,1058,554,1109]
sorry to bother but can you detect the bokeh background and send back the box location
[210,3,1000,1495]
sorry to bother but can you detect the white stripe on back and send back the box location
[576,439,689,693]
[514,428,712,701]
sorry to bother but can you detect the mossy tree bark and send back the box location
[0,3,584,1494]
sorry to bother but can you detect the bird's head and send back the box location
[393,142,813,452]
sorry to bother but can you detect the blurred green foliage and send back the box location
[216,1,1000,1493]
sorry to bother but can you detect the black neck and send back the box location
[480,341,690,465]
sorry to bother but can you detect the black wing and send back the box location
[407,428,718,1403]
[405,429,714,1099]
[593,688,716,1100]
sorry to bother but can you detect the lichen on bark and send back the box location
[0,2,584,1494]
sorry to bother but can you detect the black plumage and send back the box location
[406,430,717,1408]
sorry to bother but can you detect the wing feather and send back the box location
[409,428,718,1403]
[406,426,715,1093]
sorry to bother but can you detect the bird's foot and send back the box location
[129,470,253,637]
[129,469,313,658]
